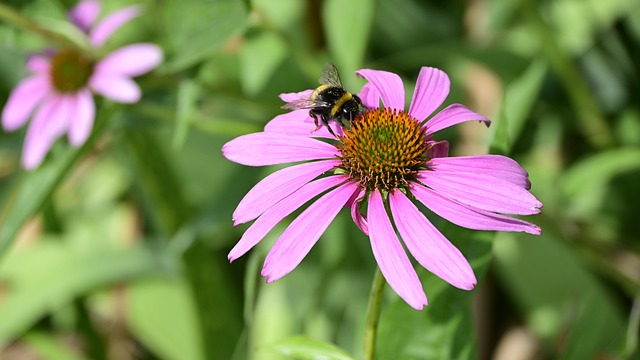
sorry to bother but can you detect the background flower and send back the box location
[1,0,162,170]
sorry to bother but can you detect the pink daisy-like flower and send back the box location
[1,0,162,170]
[223,66,542,310]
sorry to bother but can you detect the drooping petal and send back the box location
[69,0,101,32]
[357,82,381,109]
[229,175,349,262]
[90,72,141,103]
[22,96,71,170]
[90,5,141,47]
[424,104,490,136]
[411,184,541,234]
[264,109,344,138]
[417,170,542,215]
[95,44,163,77]
[68,89,95,146]
[347,188,368,235]
[279,89,313,103]
[222,132,338,166]
[389,190,476,290]
[356,69,405,111]
[26,55,51,75]
[262,181,359,282]
[2,76,50,131]
[428,155,531,189]
[233,160,341,225]
[408,67,450,122]
[368,189,428,310]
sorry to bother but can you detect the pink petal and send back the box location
[68,89,96,146]
[417,170,542,215]
[279,90,313,103]
[424,104,491,136]
[228,175,349,262]
[408,67,450,122]
[411,184,541,234]
[389,190,476,290]
[222,132,338,166]
[426,140,449,159]
[22,96,71,170]
[95,43,163,77]
[428,155,531,189]
[368,189,428,310]
[90,72,141,103]
[26,55,51,75]
[233,160,341,225]
[69,0,101,32]
[90,5,141,47]
[264,110,344,139]
[2,76,50,131]
[357,82,381,109]
[262,181,359,281]
[356,69,405,111]
[347,189,368,235]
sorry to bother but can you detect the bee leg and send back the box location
[321,115,337,137]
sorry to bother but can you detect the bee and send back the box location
[282,63,366,136]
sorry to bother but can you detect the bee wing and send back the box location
[318,63,343,87]
[281,97,332,111]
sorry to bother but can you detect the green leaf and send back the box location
[322,0,375,87]
[172,79,200,150]
[22,332,91,360]
[161,0,249,72]
[490,59,547,154]
[493,232,625,359]
[0,242,163,346]
[240,30,288,96]
[0,108,112,258]
[127,279,205,360]
[376,228,494,360]
[267,336,355,360]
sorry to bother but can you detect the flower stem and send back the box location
[0,3,89,53]
[363,266,386,360]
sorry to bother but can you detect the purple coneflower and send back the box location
[223,66,542,310]
[1,0,162,170]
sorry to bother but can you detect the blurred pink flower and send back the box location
[1,0,162,170]
[223,66,542,310]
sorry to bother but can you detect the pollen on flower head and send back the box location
[337,108,428,192]
[50,50,94,93]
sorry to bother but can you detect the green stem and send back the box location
[363,267,385,360]
[0,3,90,53]
[522,1,614,149]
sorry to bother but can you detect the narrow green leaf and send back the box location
[490,59,547,154]
[172,79,200,150]
[322,0,375,87]
[561,148,640,198]
[0,108,112,257]
[267,336,355,360]
[23,332,90,360]
[0,243,163,346]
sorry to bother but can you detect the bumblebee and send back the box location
[282,63,366,136]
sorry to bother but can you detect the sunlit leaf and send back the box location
[267,336,355,360]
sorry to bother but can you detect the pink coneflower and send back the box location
[1,0,162,170]
[223,66,542,310]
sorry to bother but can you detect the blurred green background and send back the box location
[1,0,640,359]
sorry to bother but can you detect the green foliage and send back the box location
[1,0,640,359]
